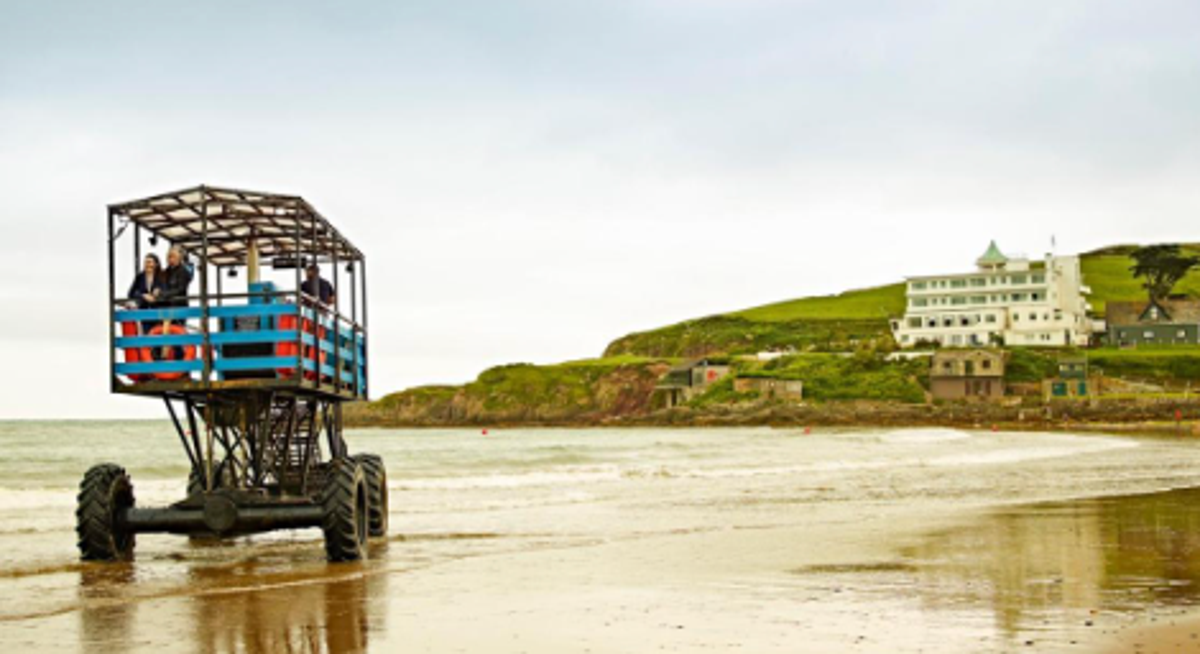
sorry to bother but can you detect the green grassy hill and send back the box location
[605,244,1200,358]
[347,355,674,426]
[1081,244,1200,314]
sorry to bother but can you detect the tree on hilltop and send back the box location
[1129,244,1200,301]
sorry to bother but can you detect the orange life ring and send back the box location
[276,314,325,380]
[139,323,198,381]
[120,321,150,382]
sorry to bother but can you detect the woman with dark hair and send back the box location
[127,254,165,334]
[127,253,164,309]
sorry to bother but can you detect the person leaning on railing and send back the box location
[301,263,336,307]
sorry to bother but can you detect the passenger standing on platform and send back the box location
[127,254,164,309]
[127,254,164,333]
[157,246,194,359]
[159,247,193,308]
[302,264,336,307]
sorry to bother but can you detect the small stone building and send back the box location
[930,349,1007,400]
[1043,357,1094,400]
[655,358,733,408]
[1107,299,1200,346]
[733,377,804,401]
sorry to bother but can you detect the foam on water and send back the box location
[878,428,973,445]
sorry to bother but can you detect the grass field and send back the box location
[729,283,906,322]
[1082,252,1200,315]
[728,352,928,403]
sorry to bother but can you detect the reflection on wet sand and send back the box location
[78,564,137,654]
[77,551,386,654]
[905,487,1200,642]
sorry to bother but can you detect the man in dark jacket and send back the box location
[156,247,194,361]
[159,246,193,308]
[302,264,336,306]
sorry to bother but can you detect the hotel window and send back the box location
[982,359,992,370]
[1011,293,1026,302]
[943,318,953,327]
[911,281,926,291]
[912,298,928,307]
[951,279,967,288]
[1030,292,1042,301]
[951,297,967,305]
[970,278,986,287]
[971,296,986,304]
[1029,313,1037,321]
[908,318,922,328]
[927,319,938,328]
[1011,274,1027,284]
[985,315,997,323]
[1032,274,1045,284]
[1013,314,1020,322]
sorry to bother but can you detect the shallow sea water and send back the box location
[2,422,1200,652]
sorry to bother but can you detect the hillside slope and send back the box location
[347,356,672,426]
[605,245,1200,358]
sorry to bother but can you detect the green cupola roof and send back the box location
[977,240,1008,266]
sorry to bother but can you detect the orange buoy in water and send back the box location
[482,429,489,436]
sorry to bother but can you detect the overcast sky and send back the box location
[2,0,1199,418]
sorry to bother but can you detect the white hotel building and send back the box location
[890,242,1092,348]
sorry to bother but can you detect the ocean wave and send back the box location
[878,428,972,445]
[394,466,624,490]
[390,436,1137,490]
[926,437,1137,467]
[0,479,186,513]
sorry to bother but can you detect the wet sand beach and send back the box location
[4,422,1200,652]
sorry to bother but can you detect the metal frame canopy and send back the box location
[109,185,363,267]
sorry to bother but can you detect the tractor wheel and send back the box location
[354,454,389,538]
[76,464,136,561]
[321,457,368,562]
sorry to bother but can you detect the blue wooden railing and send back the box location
[113,302,366,396]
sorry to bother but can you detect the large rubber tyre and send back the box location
[76,464,136,561]
[354,454,389,538]
[321,457,369,562]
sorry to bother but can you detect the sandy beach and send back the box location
[4,423,1200,653]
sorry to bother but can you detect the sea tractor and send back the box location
[81,185,385,562]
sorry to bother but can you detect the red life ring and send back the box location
[120,321,150,382]
[139,324,198,381]
[276,314,325,380]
